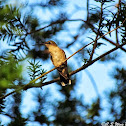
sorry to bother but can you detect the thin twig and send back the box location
[102,36,126,52]
[115,0,121,44]
[70,42,126,76]
[89,2,103,61]
[87,0,89,21]
[87,18,126,52]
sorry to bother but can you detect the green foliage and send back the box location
[0,54,22,89]
[0,4,21,40]
[34,0,65,8]
[7,93,27,126]
[89,12,101,23]
[53,97,87,125]
[0,3,67,58]
[23,15,39,32]
[83,58,88,64]
[107,67,126,122]
[48,0,64,7]
[28,91,51,125]
[0,4,20,23]
[27,59,47,82]
[87,99,101,119]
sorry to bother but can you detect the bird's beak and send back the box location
[32,42,45,46]
[40,42,45,45]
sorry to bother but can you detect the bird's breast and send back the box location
[49,47,66,67]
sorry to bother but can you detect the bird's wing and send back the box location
[58,70,68,80]
[61,49,67,65]
[50,55,53,63]
[57,62,69,80]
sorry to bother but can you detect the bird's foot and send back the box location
[68,79,71,85]
[61,82,66,86]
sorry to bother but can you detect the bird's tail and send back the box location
[60,74,71,86]
[61,79,71,86]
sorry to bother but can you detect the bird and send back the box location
[44,40,71,86]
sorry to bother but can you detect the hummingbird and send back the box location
[44,40,71,86]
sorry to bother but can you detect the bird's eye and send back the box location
[48,41,51,44]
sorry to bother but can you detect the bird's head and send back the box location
[44,40,57,48]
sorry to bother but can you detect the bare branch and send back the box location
[115,0,121,44]
[89,2,103,61]
[70,42,126,76]
[87,0,89,21]
[87,18,126,52]
[102,36,126,53]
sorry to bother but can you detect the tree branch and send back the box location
[70,42,126,76]
[89,2,103,61]
[86,18,126,52]
[115,0,121,44]
[87,0,89,21]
